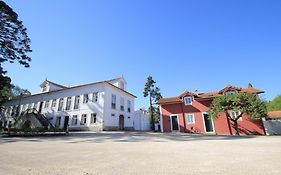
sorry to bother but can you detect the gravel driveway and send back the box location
[0,132,280,175]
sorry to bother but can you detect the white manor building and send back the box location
[2,77,146,131]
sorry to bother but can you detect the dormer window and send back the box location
[42,85,47,92]
[120,81,125,90]
[184,96,193,105]
[224,91,237,96]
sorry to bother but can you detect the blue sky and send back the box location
[3,0,281,109]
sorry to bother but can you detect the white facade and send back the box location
[133,109,151,131]
[3,77,136,131]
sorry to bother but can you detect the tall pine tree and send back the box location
[143,76,162,130]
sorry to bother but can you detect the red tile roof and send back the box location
[158,86,264,104]
[267,111,281,119]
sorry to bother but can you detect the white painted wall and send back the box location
[133,109,150,131]
[3,79,136,131]
[262,118,281,135]
[103,85,135,130]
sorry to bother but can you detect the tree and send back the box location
[267,95,281,111]
[148,106,160,123]
[0,83,31,109]
[10,84,31,98]
[0,1,32,68]
[0,1,32,106]
[143,76,162,130]
[208,92,267,135]
[0,67,12,107]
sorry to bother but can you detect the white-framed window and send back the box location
[52,99,57,108]
[83,94,89,103]
[74,95,80,109]
[80,114,87,125]
[111,94,116,109]
[120,81,125,90]
[127,100,131,113]
[65,97,72,111]
[90,113,97,124]
[55,116,61,128]
[16,105,20,116]
[44,100,50,108]
[230,111,242,121]
[184,96,193,105]
[71,115,78,125]
[42,86,47,92]
[111,113,115,117]
[24,104,28,111]
[224,91,237,96]
[185,113,195,124]
[120,97,124,111]
[92,92,98,102]
[58,98,64,111]
[34,102,38,110]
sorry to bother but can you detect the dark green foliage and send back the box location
[0,83,31,108]
[0,1,32,107]
[0,1,32,67]
[267,95,281,111]
[148,106,160,123]
[143,76,162,130]
[0,66,12,107]
[208,93,267,135]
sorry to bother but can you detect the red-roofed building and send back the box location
[158,86,266,135]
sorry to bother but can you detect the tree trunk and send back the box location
[149,94,154,130]
[233,120,240,136]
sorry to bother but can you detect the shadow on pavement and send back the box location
[0,131,261,144]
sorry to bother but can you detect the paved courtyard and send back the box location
[0,132,281,175]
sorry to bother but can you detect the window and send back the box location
[71,115,78,125]
[185,113,195,124]
[83,94,89,103]
[92,92,98,102]
[58,98,64,111]
[81,114,87,125]
[45,100,50,108]
[224,91,237,96]
[11,106,16,116]
[65,97,72,111]
[24,104,28,111]
[52,99,57,108]
[55,116,61,128]
[230,111,242,121]
[34,103,38,110]
[120,81,125,90]
[111,94,116,109]
[16,106,21,116]
[111,113,115,117]
[90,113,97,124]
[74,95,80,109]
[28,103,32,109]
[42,86,47,92]
[184,96,192,105]
[120,97,124,111]
[127,100,131,113]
